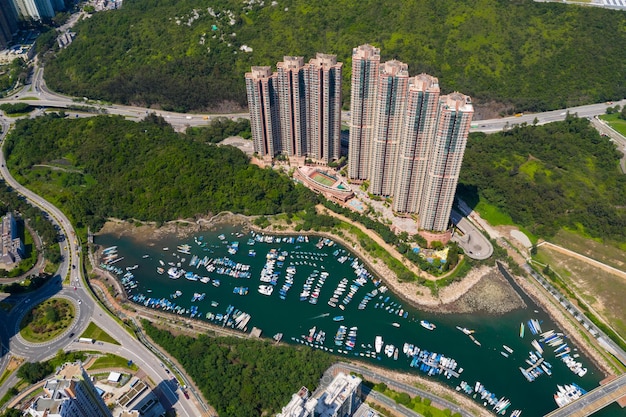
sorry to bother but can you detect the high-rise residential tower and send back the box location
[13,0,55,20]
[276,56,307,158]
[0,2,18,49]
[347,44,473,232]
[418,92,474,231]
[368,60,409,197]
[246,53,342,164]
[304,53,343,164]
[245,66,280,161]
[392,74,440,214]
[348,44,380,182]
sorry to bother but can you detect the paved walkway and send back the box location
[317,204,442,282]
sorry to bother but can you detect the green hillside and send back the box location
[459,115,626,241]
[3,114,315,230]
[44,0,626,113]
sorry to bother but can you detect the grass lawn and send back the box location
[535,246,626,340]
[551,229,626,272]
[473,199,514,226]
[600,113,626,137]
[20,298,75,343]
[80,322,120,345]
[89,353,138,371]
[376,387,467,417]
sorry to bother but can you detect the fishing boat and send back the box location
[391,322,400,328]
[420,320,436,331]
[520,322,525,338]
[503,345,514,354]
[156,267,164,274]
[333,316,344,322]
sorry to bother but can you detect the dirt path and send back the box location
[538,241,626,280]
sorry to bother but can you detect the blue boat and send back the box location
[333,316,344,322]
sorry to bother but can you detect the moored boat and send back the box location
[420,320,436,331]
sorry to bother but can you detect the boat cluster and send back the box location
[456,381,518,415]
[205,304,252,331]
[130,293,207,318]
[518,320,587,382]
[102,246,124,265]
[367,294,409,318]
[553,383,586,408]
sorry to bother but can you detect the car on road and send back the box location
[78,299,81,304]
[68,332,74,339]
[182,390,190,399]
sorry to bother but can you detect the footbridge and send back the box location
[544,374,626,417]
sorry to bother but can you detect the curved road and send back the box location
[0,115,204,417]
[6,63,626,134]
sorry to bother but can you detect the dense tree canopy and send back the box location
[44,0,626,113]
[143,321,333,416]
[4,114,316,230]
[459,115,626,241]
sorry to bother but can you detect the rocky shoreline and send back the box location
[98,213,525,315]
[96,211,614,377]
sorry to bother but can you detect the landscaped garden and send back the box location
[19,298,75,343]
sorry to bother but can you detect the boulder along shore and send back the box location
[96,212,613,376]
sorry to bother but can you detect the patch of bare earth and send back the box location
[538,246,626,339]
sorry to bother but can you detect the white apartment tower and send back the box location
[348,44,380,181]
[368,60,409,197]
[28,362,113,417]
[246,53,342,164]
[418,92,474,231]
[392,74,441,214]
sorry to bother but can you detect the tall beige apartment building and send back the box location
[246,53,342,164]
[348,44,380,181]
[418,92,474,231]
[348,44,473,232]
[392,74,441,214]
[368,60,410,197]
[245,66,280,159]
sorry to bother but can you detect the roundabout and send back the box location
[12,294,83,349]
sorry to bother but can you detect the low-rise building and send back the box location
[116,379,165,417]
[0,211,25,266]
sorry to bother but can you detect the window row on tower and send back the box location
[347,44,474,232]
[245,53,343,165]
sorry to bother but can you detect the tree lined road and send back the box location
[0,113,204,417]
[8,64,626,134]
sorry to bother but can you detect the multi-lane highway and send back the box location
[7,63,626,134]
[0,112,205,417]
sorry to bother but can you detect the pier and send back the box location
[524,357,544,373]
[544,374,626,417]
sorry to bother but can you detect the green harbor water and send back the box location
[97,224,625,417]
